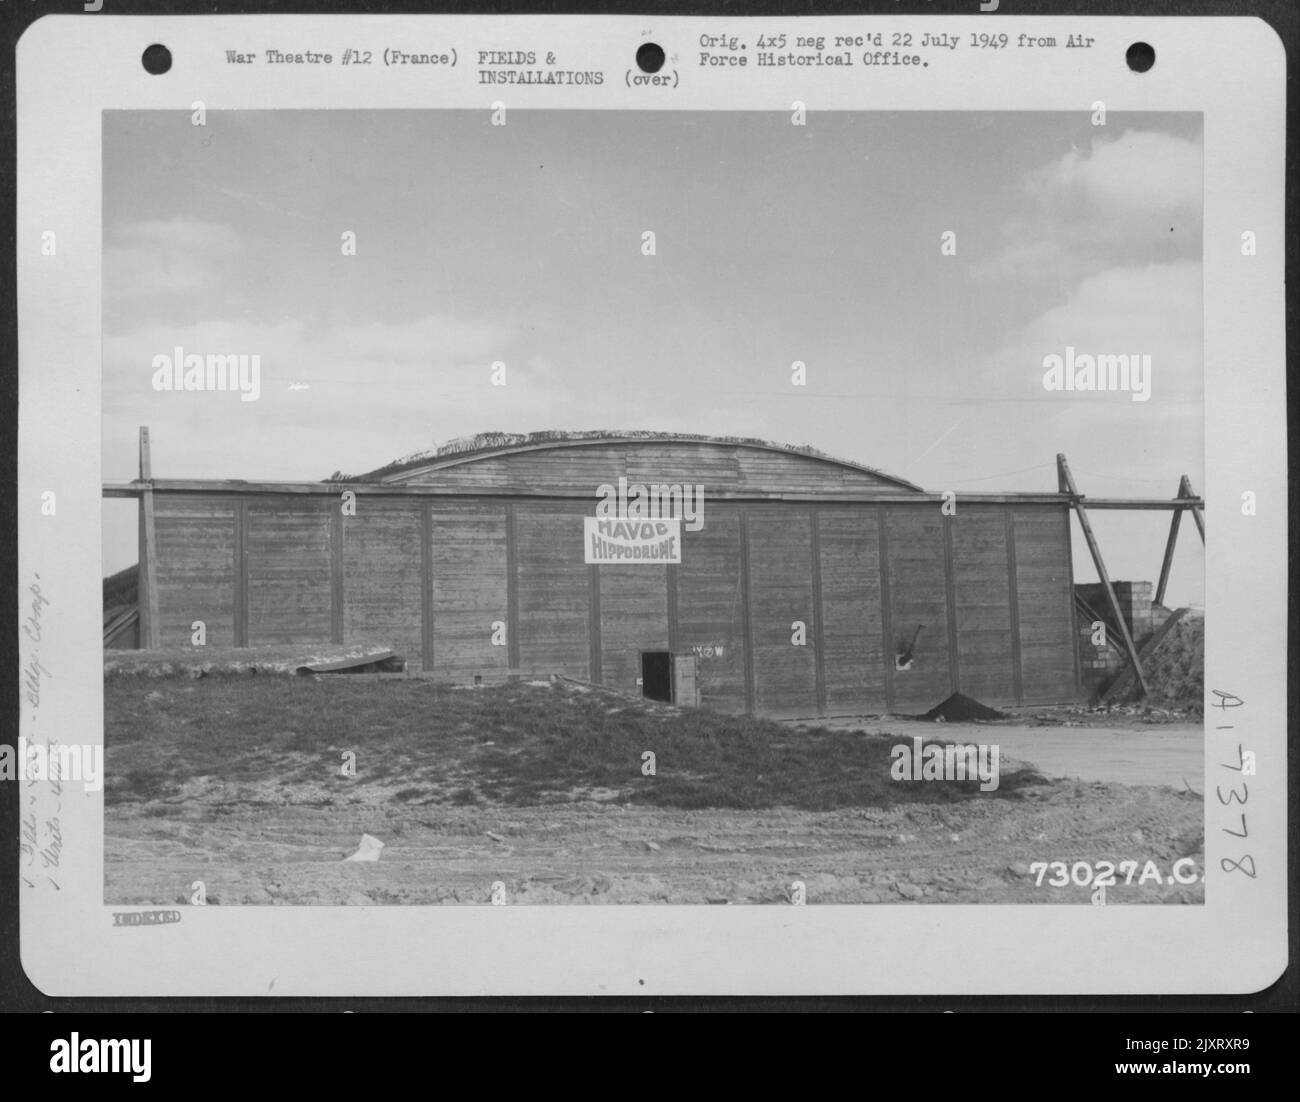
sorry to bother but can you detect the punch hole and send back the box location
[142,44,172,75]
[1125,42,1155,73]
[636,43,666,74]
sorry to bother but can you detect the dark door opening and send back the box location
[641,651,673,703]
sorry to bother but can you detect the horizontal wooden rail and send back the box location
[104,480,1085,507]
[1070,497,1204,511]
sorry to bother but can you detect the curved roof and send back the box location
[340,431,923,492]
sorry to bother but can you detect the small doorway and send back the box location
[640,651,673,702]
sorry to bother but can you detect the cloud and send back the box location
[1025,129,1201,223]
[989,260,1203,403]
[972,129,1202,282]
[898,260,1203,495]
[104,218,242,304]
[100,312,577,482]
[329,317,513,366]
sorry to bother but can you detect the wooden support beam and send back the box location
[941,513,961,694]
[665,563,679,654]
[1062,505,1084,703]
[1068,497,1204,511]
[739,508,756,715]
[138,426,152,481]
[330,508,344,644]
[1183,474,1206,543]
[1155,476,1188,606]
[234,500,249,647]
[587,564,602,684]
[141,499,161,648]
[97,479,1079,506]
[504,505,520,671]
[1004,509,1024,707]
[102,477,1203,510]
[876,509,896,713]
[138,427,161,649]
[136,490,148,645]
[420,503,433,672]
[809,507,827,715]
[1057,454,1149,698]
[1155,475,1206,605]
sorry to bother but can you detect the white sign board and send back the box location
[584,518,681,564]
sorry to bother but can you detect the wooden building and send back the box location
[105,432,1086,717]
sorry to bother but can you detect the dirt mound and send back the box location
[1140,612,1204,713]
[105,676,1040,813]
[920,693,1007,722]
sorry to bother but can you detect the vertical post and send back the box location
[504,504,520,671]
[1004,509,1024,707]
[665,562,680,654]
[587,563,602,684]
[877,509,896,713]
[138,425,151,480]
[234,499,248,647]
[738,508,755,715]
[941,512,960,695]
[136,481,147,647]
[138,427,161,649]
[809,507,827,715]
[420,503,433,673]
[330,507,344,644]
[1063,505,1083,703]
[1057,454,1149,697]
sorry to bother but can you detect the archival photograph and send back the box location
[100,108,1205,906]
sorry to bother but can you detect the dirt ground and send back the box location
[105,749,1203,907]
[103,674,1204,907]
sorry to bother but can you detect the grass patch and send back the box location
[104,678,1043,811]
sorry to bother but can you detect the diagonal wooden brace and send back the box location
[1057,453,1149,698]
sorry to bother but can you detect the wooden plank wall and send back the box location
[883,505,954,709]
[948,506,1018,706]
[1012,508,1078,704]
[673,508,748,713]
[150,494,238,646]
[817,508,887,714]
[341,499,424,672]
[427,504,511,680]
[145,489,1079,711]
[514,504,591,677]
[747,506,818,717]
[245,500,334,645]
[598,565,669,695]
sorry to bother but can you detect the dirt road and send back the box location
[105,775,1203,907]
[799,717,1204,790]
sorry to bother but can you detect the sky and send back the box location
[102,109,1204,606]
